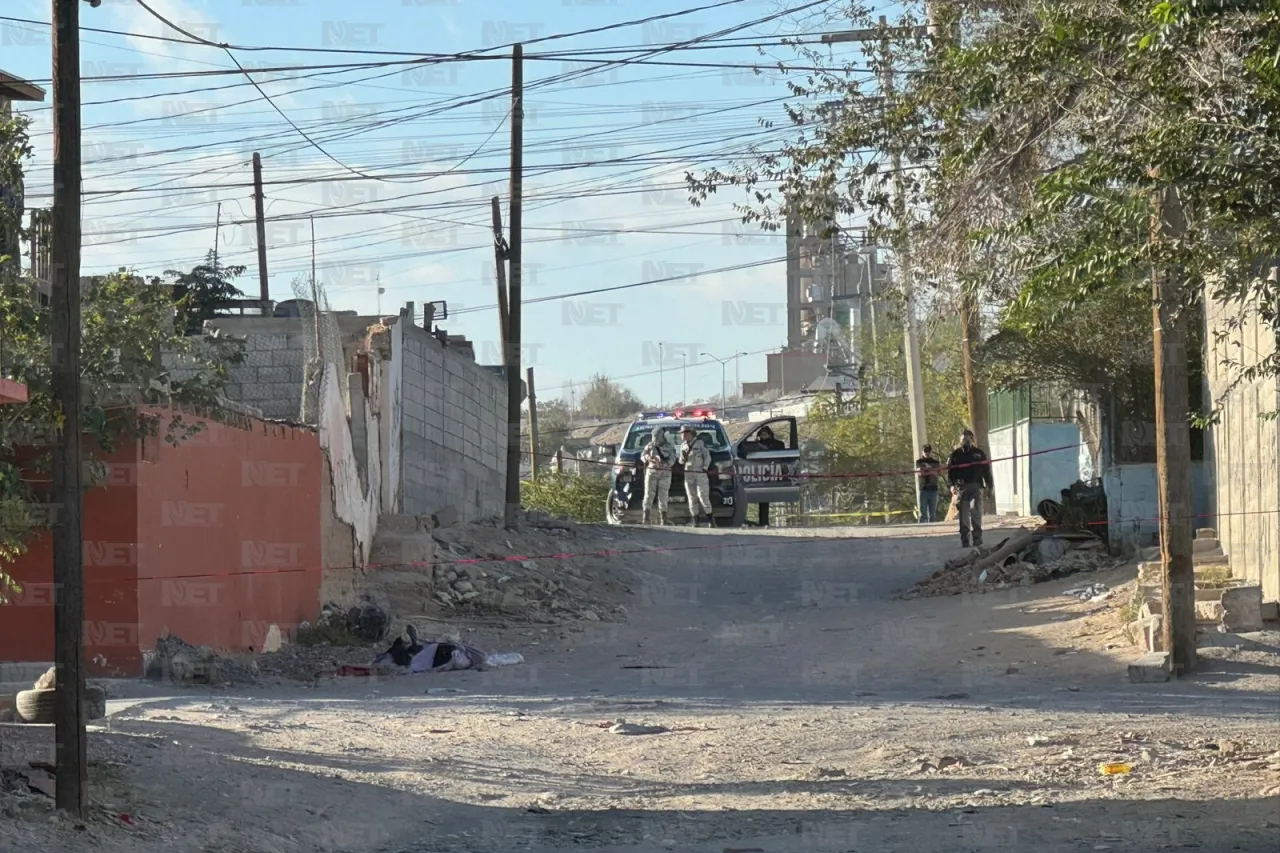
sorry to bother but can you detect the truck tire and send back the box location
[14,685,107,724]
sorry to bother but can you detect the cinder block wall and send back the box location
[397,321,506,521]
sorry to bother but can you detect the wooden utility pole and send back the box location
[1150,177,1197,674]
[503,44,524,529]
[490,196,509,349]
[526,367,539,481]
[50,0,88,817]
[822,16,928,463]
[212,202,220,267]
[252,152,270,306]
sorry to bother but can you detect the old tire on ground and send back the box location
[15,685,107,724]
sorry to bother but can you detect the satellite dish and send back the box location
[932,353,951,373]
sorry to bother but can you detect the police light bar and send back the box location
[691,409,714,418]
[636,411,670,421]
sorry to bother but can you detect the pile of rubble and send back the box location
[903,527,1122,599]
[426,512,633,623]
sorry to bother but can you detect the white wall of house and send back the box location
[1203,291,1280,603]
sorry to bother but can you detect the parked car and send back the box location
[605,410,802,527]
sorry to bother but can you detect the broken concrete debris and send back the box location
[904,528,1120,598]
[145,635,225,685]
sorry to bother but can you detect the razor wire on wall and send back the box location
[292,274,348,425]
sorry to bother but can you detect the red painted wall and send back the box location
[134,414,322,660]
[1,442,142,675]
[1,409,324,676]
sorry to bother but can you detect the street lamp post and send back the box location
[700,352,734,412]
[658,341,665,407]
[681,353,687,406]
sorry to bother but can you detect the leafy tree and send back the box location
[0,271,245,596]
[165,251,247,335]
[687,1,1280,417]
[578,373,644,420]
[803,314,969,522]
[524,398,573,471]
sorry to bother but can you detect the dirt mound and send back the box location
[424,514,636,623]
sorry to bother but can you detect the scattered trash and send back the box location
[609,722,670,736]
[1063,583,1111,601]
[486,653,525,667]
[335,665,374,677]
[1098,762,1132,775]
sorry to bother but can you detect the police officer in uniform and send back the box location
[639,426,675,525]
[946,429,994,547]
[680,425,714,528]
[755,426,786,527]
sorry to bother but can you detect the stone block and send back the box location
[430,505,459,529]
[1128,652,1171,683]
[1262,601,1280,622]
[272,347,304,367]
[255,334,290,351]
[257,367,292,384]
[1220,585,1264,633]
[1192,538,1223,556]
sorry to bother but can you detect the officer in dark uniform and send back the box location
[755,426,786,527]
[946,429,994,547]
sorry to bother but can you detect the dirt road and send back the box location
[6,523,1279,852]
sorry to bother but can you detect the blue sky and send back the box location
[4,0,875,407]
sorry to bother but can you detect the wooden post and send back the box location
[503,44,524,529]
[50,0,88,817]
[526,367,538,481]
[554,448,564,473]
[1151,178,1197,675]
[490,196,509,348]
[252,152,270,306]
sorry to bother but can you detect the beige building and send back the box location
[1203,282,1280,604]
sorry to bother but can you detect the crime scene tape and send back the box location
[5,440,1276,590]
[531,441,1086,479]
[41,506,1279,590]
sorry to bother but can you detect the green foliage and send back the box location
[688,0,1280,417]
[165,250,247,335]
[803,315,970,520]
[520,472,610,524]
[578,373,644,420]
[0,272,246,563]
[525,398,573,470]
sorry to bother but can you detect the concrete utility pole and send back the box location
[526,367,539,481]
[658,342,665,406]
[1150,176,1197,675]
[503,44,524,529]
[212,201,220,268]
[51,0,89,818]
[822,15,929,463]
[252,152,270,306]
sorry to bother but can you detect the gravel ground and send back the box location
[3,520,1278,853]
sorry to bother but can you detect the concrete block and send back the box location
[1220,585,1264,633]
[272,347,304,367]
[257,367,292,384]
[244,348,275,368]
[1128,652,1171,683]
[256,334,290,351]
[1195,527,1217,539]
[1192,538,1223,556]
[1262,601,1279,622]
[430,505,459,529]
